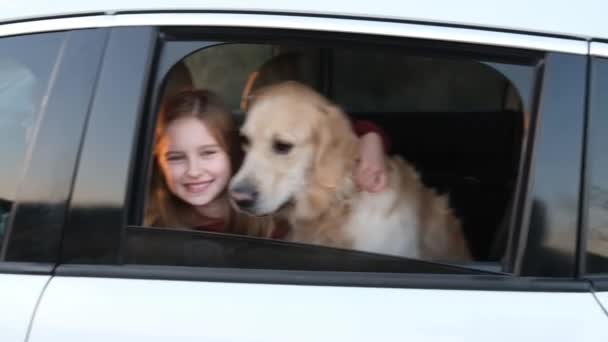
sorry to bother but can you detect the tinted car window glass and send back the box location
[587,57,608,274]
[0,32,63,248]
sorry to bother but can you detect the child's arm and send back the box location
[351,119,391,153]
[356,131,387,193]
[351,120,391,193]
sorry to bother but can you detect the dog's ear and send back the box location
[312,103,359,189]
[240,71,259,112]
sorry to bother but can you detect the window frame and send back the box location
[0,28,108,274]
[56,14,589,290]
[59,26,158,265]
[510,52,588,277]
[582,42,608,284]
[131,30,540,268]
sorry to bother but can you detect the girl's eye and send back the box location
[166,155,184,162]
[201,150,217,157]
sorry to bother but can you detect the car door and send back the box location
[26,13,608,341]
[0,27,107,341]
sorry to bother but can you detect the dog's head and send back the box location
[229,81,358,219]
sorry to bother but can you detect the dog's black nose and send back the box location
[229,184,258,209]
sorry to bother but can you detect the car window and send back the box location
[0,32,63,250]
[586,56,608,274]
[125,30,539,275]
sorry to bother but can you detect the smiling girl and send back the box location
[145,89,272,235]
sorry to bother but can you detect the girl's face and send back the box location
[157,117,232,208]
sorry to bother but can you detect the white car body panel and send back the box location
[0,274,50,342]
[595,291,608,313]
[29,277,608,342]
[1,0,608,40]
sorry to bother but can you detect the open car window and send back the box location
[125,28,541,276]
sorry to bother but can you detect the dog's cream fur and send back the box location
[230,81,471,261]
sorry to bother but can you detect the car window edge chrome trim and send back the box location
[0,13,587,54]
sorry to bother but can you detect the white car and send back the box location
[1,1,608,341]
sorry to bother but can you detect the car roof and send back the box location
[2,0,607,40]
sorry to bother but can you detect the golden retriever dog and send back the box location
[229,81,471,262]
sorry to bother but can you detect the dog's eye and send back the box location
[273,140,293,154]
[240,134,250,149]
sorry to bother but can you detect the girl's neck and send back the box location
[193,192,230,222]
